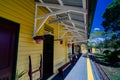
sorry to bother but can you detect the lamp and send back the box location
[60,40,63,44]
[33,36,43,44]
[68,43,71,47]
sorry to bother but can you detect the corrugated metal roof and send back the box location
[62,0,83,7]
[69,12,84,23]
[34,0,97,44]
[42,0,59,4]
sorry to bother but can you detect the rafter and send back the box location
[36,2,87,14]
[36,9,68,19]
[66,20,86,27]
[68,13,76,28]
[71,40,87,43]
[62,23,85,32]
[57,0,63,6]
[73,20,86,27]
[60,31,68,39]
[39,0,53,12]
[82,0,86,9]
[82,0,88,39]
[35,16,49,35]
[33,4,38,37]
[34,1,88,40]
[59,22,85,38]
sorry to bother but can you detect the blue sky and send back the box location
[90,0,113,34]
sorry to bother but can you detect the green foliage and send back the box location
[15,69,26,80]
[90,31,104,37]
[103,50,112,56]
[95,53,120,80]
[102,0,120,31]
[103,49,120,62]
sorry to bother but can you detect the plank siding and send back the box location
[0,0,70,79]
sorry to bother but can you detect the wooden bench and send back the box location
[58,62,71,77]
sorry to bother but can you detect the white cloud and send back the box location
[90,37,104,43]
[94,28,100,31]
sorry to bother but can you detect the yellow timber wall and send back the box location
[0,0,70,79]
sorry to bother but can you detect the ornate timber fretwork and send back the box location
[44,24,54,34]
[33,0,88,43]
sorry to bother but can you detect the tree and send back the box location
[90,31,104,38]
[102,0,120,32]
[102,0,120,61]
[102,0,120,50]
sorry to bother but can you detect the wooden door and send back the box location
[0,17,19,80]
[43,35,54,80]
[72,43,74,54]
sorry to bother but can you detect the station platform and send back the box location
[52,54,101,80]
[64,54,101,80]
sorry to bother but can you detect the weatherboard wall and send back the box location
[0,0,70,79]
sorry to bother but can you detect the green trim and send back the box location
[12,24,20,80]
[88,0,98,36]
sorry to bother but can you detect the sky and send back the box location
[90,0,113,34]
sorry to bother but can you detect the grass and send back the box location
[102,66,120,80]
[94,53,120,80]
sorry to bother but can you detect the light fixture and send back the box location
[33,36,43,44]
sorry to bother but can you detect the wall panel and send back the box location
[0,0,71,79]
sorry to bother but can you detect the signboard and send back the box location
[49,16,69,24]
[49,13,69,24]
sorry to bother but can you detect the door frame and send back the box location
[0,17,20,80]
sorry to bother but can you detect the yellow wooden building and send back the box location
[0,0,97,80]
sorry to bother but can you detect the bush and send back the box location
[110,50,120,62]
[103,50,113,62]
[103,50,112,56]
[103,50,120,63]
